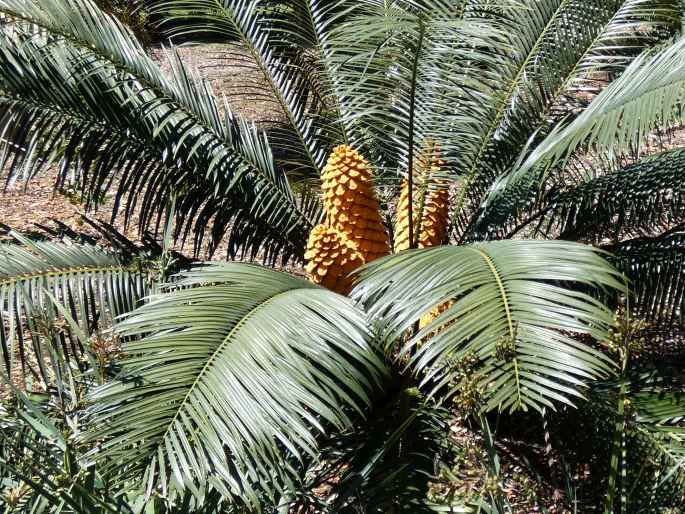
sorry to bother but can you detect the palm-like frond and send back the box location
[487,146,685,242]
[154,0,337,177]
[353,241,625,413]
[326,0,509,179]
[526,34,685,172]
[457,0,680,240]
[608,232,685,326]
[634,388,685,425]
[84,263,388,507]
[269,0,350,122]
[481,32,685,234]
[0,233,148,386]
[0,1,682,510]
[0,0,319,262]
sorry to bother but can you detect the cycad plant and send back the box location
[1,0,685,512]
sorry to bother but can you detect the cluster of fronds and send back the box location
[0,0,684,512]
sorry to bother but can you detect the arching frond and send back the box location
[483,34,685,229]
[0,233,149,387]
[534,26,685,166]
[154,0,336,176]
[84,263,389,507]
[0,0,319,262]
[353,241,625,414]
[455,0,680,240]
[265,0,355,155]
[550,149,685,242]
[609,232,685,326]
[481,146,685,241]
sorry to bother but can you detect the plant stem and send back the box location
[407,17,425,251]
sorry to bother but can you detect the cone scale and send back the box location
[321,146,391,262]
[305,145,390,294]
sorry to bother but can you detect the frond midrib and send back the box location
[533,6,627,129]
[459,4,683,241]
[468,246,522,408]
[0,8,174,107]
[303,0,347,144]
[500,4,637,164]
[0,264,136,288]
[222,4,323,172]
[405,17,426,248]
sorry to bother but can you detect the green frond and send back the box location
[609,232,685,326]
[483,34,685,227]
[353,240,625,414]
[264,0,355,153]
[326,0,509,178]
[0,0,319,262]
[564,0,680,87]
[0,0,171,105]
[582,380,685,512]
[550,148,685,242]
[455,0,598,195]
[481,146,685,241]
[631,423,685,508]
[0,233,149,387]
[454,0,680,241]
[154,0,337,176]
[634,389,685,425]
[83,263,389,507]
